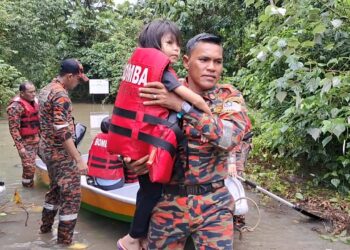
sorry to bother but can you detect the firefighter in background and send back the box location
[38,58,89,245]
[7,81,40,188]
[87,117,132,190]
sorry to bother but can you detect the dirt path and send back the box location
[234,192,347,250]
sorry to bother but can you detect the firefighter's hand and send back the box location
[18,148,26,158]
[77,158,88,175]
[228,163,238,178]
[140,81,183,112]
[123,155,149,175]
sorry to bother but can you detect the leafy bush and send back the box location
[233,0,350,192]
[0,60,25,114]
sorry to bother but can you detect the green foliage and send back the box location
[232,0,350,192]
[1,0,350,193]
[132,0,264,73]
[78,17,142,102]
[0,60,25,114]
[0,0,122,87]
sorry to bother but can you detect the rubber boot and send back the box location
[57,219,77,245]
[40,208,58,233]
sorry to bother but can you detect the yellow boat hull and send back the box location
[35,158,137,222]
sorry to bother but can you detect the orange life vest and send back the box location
[10,96,39,136]
[107,48,182,183]
[88,133,124,180]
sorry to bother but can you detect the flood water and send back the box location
[0,103,348,250]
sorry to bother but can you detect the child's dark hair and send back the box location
[138,20,181,50]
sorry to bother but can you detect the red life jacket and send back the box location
[88,133,124,180]
[107,48,182,183]
[10,96,39,136]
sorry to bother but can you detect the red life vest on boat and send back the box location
[10,96,39,136]
[107,48,182,183]
[88,133,124,180]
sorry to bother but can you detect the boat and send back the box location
[35,154,138,222]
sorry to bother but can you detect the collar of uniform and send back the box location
[202,86,217,101]
[52,77,67,90]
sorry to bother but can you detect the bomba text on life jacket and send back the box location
[94,138,107,148]
[122,63,148,86]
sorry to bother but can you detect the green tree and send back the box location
[233,0,350,192]
[0,60,25,114]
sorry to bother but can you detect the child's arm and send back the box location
[173,85,212,115]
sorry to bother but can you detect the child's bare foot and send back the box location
[117,234,141,250]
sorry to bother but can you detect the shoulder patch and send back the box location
[218,83,243,97]
[223,97,242,112]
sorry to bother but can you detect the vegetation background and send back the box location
[0,0,349,235]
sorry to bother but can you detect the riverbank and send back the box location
[245,154,350,241]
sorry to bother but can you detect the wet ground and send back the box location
[0,103,348,249]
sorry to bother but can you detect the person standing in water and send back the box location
[38,58,89,245]
[7,81,40,188]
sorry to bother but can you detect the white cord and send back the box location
[235,196,261,232]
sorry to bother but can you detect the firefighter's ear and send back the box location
[183,55,189,70]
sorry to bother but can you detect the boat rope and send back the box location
[235,196,261,239]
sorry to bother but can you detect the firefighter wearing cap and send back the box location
[7,81,40,187]
[38,58,89,245]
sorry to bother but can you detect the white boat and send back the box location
[35,154,138,222]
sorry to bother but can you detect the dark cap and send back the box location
[186,33,222,55]
[60,59,89,82]
[100,117,110,133]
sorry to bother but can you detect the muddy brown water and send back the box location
[0,103,347,249]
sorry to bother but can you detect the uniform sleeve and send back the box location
[162,70,181,92]
[7,102,25,150]
[183,89,247,151]
[234,141,252,172]
[52,92,72,143]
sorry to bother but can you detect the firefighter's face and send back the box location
[20,84,36,102]
[183,42,223,93]
[66,73,81,90]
